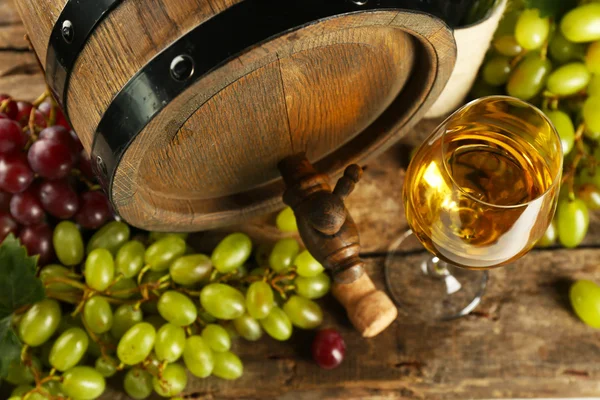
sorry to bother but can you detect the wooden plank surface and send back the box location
[2,2,600,399]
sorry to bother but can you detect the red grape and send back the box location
[78,152,94,179]
[0,95,18,120]
[38,179,79,219]
[38,102,70,131]
[39,126,79,161]
[28,139,74,179]
[19,224,54,265]
[69,130,84,153]
[0,211,18,242]
[0,119,27,155]
[0,113,7,120]
[312,329,346,370]
[17,101,47,131]
[0,153,34,193]
[10,188,45,225]
[0,191,11,212]
[74,191,111,229]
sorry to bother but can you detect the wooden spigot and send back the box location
[278,154,398,337]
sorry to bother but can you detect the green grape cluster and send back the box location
[4,206,330,399]
[472,2,600,249]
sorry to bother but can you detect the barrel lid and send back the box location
[98,7,456,231]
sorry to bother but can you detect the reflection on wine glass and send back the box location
[385,96,563,320]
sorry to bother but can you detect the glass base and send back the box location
[384,230,488,321]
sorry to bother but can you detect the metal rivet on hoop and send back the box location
[61,20,74,43]
[96,156,107,176]
[170,55,195,82]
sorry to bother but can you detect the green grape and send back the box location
[276,207,298,232]
[211,233,252,273]
[152,363,188,397]
[85,248,115,292]
[18,299,61,346]
[213,351,243,380]
[94,355,118,377]
[5,358,39,385]
[87,333,115,358]
[493,35,522,57]
[561,3,600,43]
[269,238,300,272]
[146,314,168,330]
[570,280,600,327]
[41,380,63,396]
[259,307,292,341]
[144,235,187,272]
[246,281,274,319]
[515,9,550,50]
[295,273,331,299]
[283,295,323,329]
[61,366,106,400]
[86,221,130,255]
[294,250,324,277]
[116,240,145,278]
[53,221,84,266]
[586,41,600,74]
[536,219,557,247]
[549,31,586,64]
[469,79,502,98]
[22,392,47,400]
[249,266,268,277]
[107,277,137,299]
[154,323,186,362]
[254,243,271,267]
[495,10,519,38]
[183,336,214,378]
[49,327,89,371]
[157,291,198,326]
[124,367,153,400]
[557,198,589,248]
[583,96,600,138]
[40,264,77,292]
[198,309,217,324]
[169,254,212,286]
[578,164,600,189]
[233,314,262,341]
[149,232,188,242]
[545,110,575,154]
[11,385,33,396]
[507,54,552,100]
[482,56,512,86]
[200,283,245,320]
[577,183,600,210]
[589,74,600,96]
[83,296,113,334]
[117,322,156,365]
[111,304,143,339]
[202,324,231,352]
[546,62,590,96]
[141,269,165,284]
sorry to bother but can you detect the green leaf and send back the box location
[523,0,577,18]
[0,316,22,378]
[0,234,44,316]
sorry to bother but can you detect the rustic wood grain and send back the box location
[2,3,600,399]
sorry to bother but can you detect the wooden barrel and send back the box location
[15,0,456,232]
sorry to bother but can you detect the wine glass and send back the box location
[385,96,563,320]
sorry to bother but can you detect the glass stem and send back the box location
[421,257,462,295]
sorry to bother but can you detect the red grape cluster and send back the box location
[0,93,112,265]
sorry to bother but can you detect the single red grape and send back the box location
[38,102,70,130]
[78,152,95,179]
[38,179,79,218]
[312,328,346,370]
[0,95,18,120]
[17,101,48,131]
[0,191,11,212]
[0,119,27,155]
[39,126,79,162]
[74,191,111,229]
[19,223,54,265]
[0,153,34,193]
[28,139,74,179]
[10,188,45,226]
[0,211,18,242]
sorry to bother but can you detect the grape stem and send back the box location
[46,291,82,304]
[81,313,115,359]
[562,123,587,200]
[71,168,100,190]
[43,276,88,291]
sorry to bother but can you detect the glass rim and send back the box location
[439,95,563,210]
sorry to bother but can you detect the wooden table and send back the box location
[3,2,600,399]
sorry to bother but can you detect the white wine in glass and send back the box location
[385,96,563,320]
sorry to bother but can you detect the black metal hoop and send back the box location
[88,0,450,201]
[46,0,124,115]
